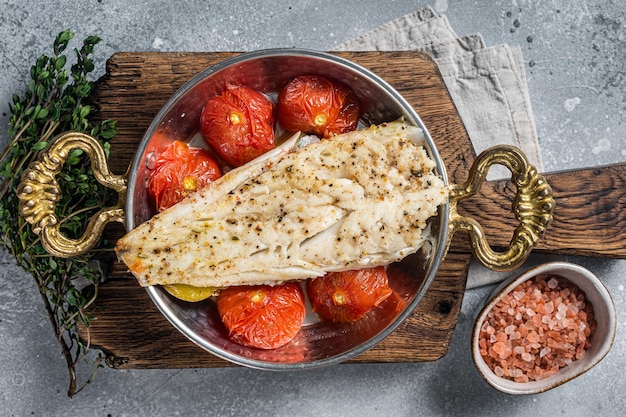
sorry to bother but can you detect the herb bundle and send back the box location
[0,30,117,397]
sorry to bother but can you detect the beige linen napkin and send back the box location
[333,6,544,288]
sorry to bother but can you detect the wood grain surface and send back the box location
[82,51,625,369]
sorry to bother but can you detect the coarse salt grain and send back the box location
[478,274,595,382]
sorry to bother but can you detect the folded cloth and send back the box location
[333,6,544,288]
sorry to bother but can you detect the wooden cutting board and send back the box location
[84,51,626,369]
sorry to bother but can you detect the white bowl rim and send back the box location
[471,261,617,395]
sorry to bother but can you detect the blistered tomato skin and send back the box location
[200,85,275,167]
[277,75,360,138]
[216,283,306,349]
[307,266,393,323]
[147,140,221,212]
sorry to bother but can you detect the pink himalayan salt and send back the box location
[478,274,595,382]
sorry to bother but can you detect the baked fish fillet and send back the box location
[116,119,449,288]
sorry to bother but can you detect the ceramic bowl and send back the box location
[471,261,616,394]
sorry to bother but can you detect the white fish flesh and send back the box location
[115,119,449,288]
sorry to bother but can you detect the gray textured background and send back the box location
[0,0,624,416]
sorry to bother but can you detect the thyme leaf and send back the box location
[0,29,118,397]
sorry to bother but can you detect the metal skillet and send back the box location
[17,49,554,369]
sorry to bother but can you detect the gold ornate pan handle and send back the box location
[17,132,127,258]
[448,145,555,271]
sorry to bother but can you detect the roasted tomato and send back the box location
[306,266,392,323]
[216,283,306,349]
[147,140,221,212]
[277,75,359,138]
[200,85,275,167]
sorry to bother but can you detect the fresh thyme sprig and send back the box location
[0,30,117,397]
